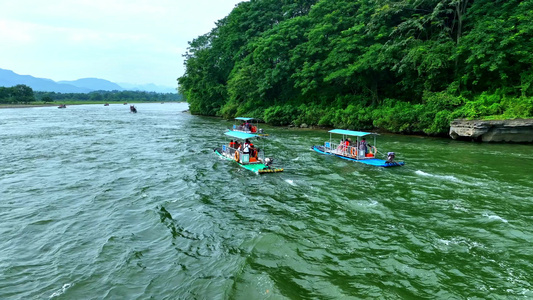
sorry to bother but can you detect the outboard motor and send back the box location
[264,157,273,167]
[259,128,264,134]
[386,152,395,163]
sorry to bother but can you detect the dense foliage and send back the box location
[0,85,35,104]
[178,0,533,135]
[0,85,182,104]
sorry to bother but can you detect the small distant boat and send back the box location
[214,130,283,174]
[232,117,268,137]
[312,129,404,167]
[58,104,66,108]
[123,102,128,105]
[130,105,137,113]
[104,103,109,106]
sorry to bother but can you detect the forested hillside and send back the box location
[178,0,533,135]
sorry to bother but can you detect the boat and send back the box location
[58,104,66,108]
[311,129,404,167]
[104,103,109,106]
[232,117,268,136]
[130,105,137,113]
[214,130,283,174]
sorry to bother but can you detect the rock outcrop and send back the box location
[449,119,533,142]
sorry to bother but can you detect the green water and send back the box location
[1,103,532,299]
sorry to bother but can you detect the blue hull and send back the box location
[312,146,404,167]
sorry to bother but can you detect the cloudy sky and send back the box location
[0,0,245,88]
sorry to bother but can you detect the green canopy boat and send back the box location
[312,129,404,167]
[214,130,283,174]
[231,117,268,136]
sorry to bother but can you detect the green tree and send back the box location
[12,85,35,103]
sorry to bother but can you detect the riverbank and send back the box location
[0,101,183,109]
[0,104,58,109]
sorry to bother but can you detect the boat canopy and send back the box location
[235,117,255,121]
[328,129,375,137]
[224,130,259,139]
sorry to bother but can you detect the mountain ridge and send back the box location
[0,68,176,93]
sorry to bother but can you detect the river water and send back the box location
[1,103,532,299]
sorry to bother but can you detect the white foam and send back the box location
[415,170,431,176]
[285,179,296,186]
[49,283,72,298]
[438,239,451,245]
[483,213,508,223]
[415,170,460,182]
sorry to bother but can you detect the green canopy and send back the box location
[328,129,375,137]
[224,130,258,139]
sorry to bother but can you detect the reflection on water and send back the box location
[0,103,532,299]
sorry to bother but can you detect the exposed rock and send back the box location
[300,123,309,128]
[449,119,533,142]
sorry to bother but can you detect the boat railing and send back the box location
[323,142,374,159]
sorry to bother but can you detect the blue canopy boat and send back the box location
[232,117,268,136]
[311,129,404,167]
[214,130,283,174]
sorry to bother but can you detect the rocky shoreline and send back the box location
[449,119,533,143]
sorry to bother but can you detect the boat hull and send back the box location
[311,145,404,167]
[214,148,283,174]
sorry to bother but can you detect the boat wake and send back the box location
[49,283,72,298]
[415,170,460,182]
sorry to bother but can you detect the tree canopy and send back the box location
[0,85,182,104]
[178,0,533,135]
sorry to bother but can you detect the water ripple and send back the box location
[1,104,532,299]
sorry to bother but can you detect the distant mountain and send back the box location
[0,68,92,93]
[118,82,177,94]
[0,68,177,93]
[58,78,124,91]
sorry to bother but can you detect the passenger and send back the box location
[337,139,344,152]
[229,140,235,148]
[249,142,256,157]
[243,139,250,155]
[235,141,241,150]
[359,138,367,154]
[344,139,350,153]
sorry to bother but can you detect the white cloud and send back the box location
[0,0,246,87]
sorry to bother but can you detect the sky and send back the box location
[0,0,246,88]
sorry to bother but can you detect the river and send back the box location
[1,103,532,299]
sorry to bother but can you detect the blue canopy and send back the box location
[235,117,255,121]
[224,130,259,139]
[328,129,375,137]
